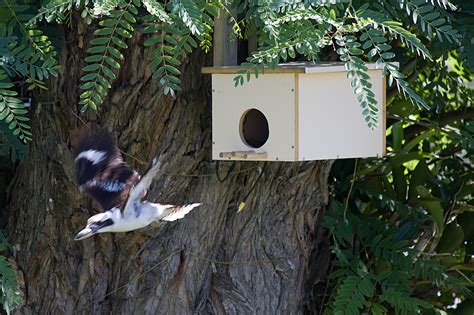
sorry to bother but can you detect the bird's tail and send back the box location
[161,203,201,221]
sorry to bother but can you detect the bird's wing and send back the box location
[160,203,201,221]
[72,128,140,211]
[122,155,164,217]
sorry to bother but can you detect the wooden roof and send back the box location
[201,62,386,74]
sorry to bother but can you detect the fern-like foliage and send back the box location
[0,65,31,152]
[233,9,330,86]
[333,274,375,315]
[424,0,456,11]
[231,1,442,128]
[231,0,467,129]
[170,0,207,36]
[1,27,58,81]
[336,35,379,128]
[79,0,138,111]
[0,232,22,315]
[456,2,474,72]
[380,289,432,314]
[0,121,28,162]
[27,0,76,25]
[356,8,432,60]
[0,231,22,315]
[93,0,120,15]
[1,0,58,71]
[143,17,197,97]
[351,14,431,111]
[400,0,461,43]
[0,256,22,315]
[323,202,467,314]
[0,80,31,142]
[0,0,60,149]
[142,0,169,21]
[140,0,217,97]
[80,0,216,104]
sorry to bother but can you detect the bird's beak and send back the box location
[74,227,96,241]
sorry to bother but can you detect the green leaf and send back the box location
[437,222,464,252]
[391,163,407,201]
[392,122,404,151]
[0,83,14,89]
[104,56,120,69]
[400,130,435,154]
[107,46,124,60]
[408,160,430,200]
[102,66,116,80]
[90,37,110,45]
[111,36,128,49]
[81,73,98,81]
[164,65,180,75]
[144,36,161,47]
[87,46,107,54]
[381,52,395,59]
[84,55,103,63]
[116,28,132,38]
[370,303,387,315]
[94,28,114,36]
[417,197,444,231]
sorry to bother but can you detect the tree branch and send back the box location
[387,58,429,101]
[401,107,474,138]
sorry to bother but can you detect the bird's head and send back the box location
[74,212,115,240]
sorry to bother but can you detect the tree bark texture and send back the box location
[5,22,332,314]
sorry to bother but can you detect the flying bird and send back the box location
[72,129,200,240]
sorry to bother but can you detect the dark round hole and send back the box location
[240,109,269,148]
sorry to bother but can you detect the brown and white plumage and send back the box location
[73,129,140,211]
[72,128,200,240]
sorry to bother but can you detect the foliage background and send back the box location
[0,0,472,313]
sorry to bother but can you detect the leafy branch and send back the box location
[0,256,22,315]
[2,0,57,61]
[1,32,58,81]
[357,25,430,110]
[356,7,432,60]
[0,70,31,142]
[323,201,466,314]
[142,0,170,22]
[333,274,375,314]
[27,0,75,25]
[170,0,207,36]
[402,0,461,43]
[143,18,197,97]
[336,35,379,128]
[79,0,138,111]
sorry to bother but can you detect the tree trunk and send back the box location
[5,22,332,314]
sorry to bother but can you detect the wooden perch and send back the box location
[219,151,268,160]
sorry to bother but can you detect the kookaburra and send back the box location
[72,129,200,240]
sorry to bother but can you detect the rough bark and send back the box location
[5,23,332,314]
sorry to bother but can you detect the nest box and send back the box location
[202,63,386,162]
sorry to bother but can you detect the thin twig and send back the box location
[454,269,474,285]
[78,249,182,312]
[67,104,90,129]
[343,158,358,222]
[319,264,334,315]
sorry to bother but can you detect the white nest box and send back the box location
[202,63,386,161]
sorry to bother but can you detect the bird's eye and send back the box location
[97,218,114,227]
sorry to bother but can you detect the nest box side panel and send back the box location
[298,70,385,160]
[211,73,297,161]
